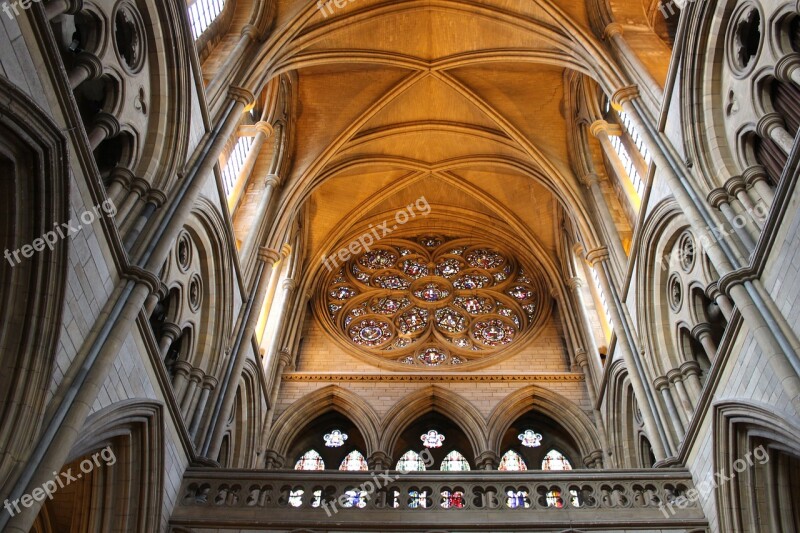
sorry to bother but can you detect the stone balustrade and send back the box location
[172,468,707,530]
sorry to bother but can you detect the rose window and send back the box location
[323,237,544,368]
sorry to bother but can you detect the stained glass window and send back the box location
[498,450,527,471]
[518,429,543,448]
[342,489,368,508]
[323,429,348,448]
[542,449,572,471]
[441,451,471,471]
[294,450,325,471]
[396,450,427,471]
[421,430,445,448]
[506,490,531,509]
[325,238,542,368]
[441,490,465,508]
[545,489,564,508]
[408,490,429,508]
[339,450,369,471]
[288,489,304,507]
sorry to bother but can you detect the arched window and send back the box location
[440,450,471,471]
[396,450,426,471]
[188,0,226,40]
[339,450,368,471]
[294,449,325,471]
[498,450,527,471]
[541,449,573,471]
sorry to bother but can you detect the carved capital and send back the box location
[653,376,670,391]
[173,360,193,377]
[679,360,702,378]
[282,278,297,293]
[108,166,135,188]
[611,86,640,110]
[664,369,683,384]
[263,449,285,470]
[775,53,800,83]
[264,174,281,188]
[706,188,731,209]
[691,322,713,340]
[160,322,182,341]
[202,375,219,390]
[228,86,255,106]
[92,112,121,138]
[147,189,168,207]
[742,165,770,187]
[756,113,786,139]
[724,175,747,197]
[581,172,602,188]
[589,119,622,138]
[258,247,282,265]
[604,22,624,39]
[367,451,392,471]
[567,277,583,291]
[475,451,500,470]
[254,121,274,137]
[240,23,259,41]
[585,247,610,266]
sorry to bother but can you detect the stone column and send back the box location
[706,282,734,321]
[757,113,795,155]
[743,165,775,208]
[115,178,150,226]
[87,112,120,150]
[707,188,756,251]
[171,360,192,402]
[123,190,167,249]
[582,173,628,282]
[105,167,133,205]
[189,376,218,439]
[586,248,668,459]
[775,53,800,92]
[680,360,703,406]
[45,0,83,19]
[68,52,103,89]
[691,323,718,364]
[654,377,685,439]
[262,450,285,470]
[181,368,204,418]
[368,451,392,471]
[667,369,693,422]
[614,87,800,412]
[206,247,282,459]
[263,279,298,387]
[566,277,604,381]
[475,451,499,471]
[158,323,181,359]
[205,25,259,102]
[227,121,273,212]
[239,175,281,265]
[604,23,664,105]
[1,87,255,533]
[261,350,293,437]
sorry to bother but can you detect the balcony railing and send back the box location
[172,468,707,530]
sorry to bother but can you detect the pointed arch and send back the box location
[266,385,381,461]
[63,400,165,532]
[487,385,602,467]
[0,76,70,487]
[379,386,488,460]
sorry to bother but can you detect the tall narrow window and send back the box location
[294,449,325,471]
[188,0,226,40]
[220,135,253,199]
[498,450,527,471]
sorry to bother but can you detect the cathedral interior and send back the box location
[2,0,800,531]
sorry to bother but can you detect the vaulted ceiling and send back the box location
[234,0,664,283]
